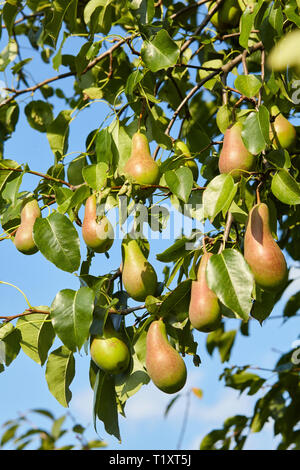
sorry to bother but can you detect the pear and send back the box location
[82,194,114,253]
[121,235,158,301]
[90,317,130,374]
[188,252,222,332]
[218,122,256,179]
[269,105,297,150]
[145,318,187,394]
[174,140,199,181]
[208,0,241,32]
[14,199,41,255]
[124,132,160,185]
[244,203,288,291]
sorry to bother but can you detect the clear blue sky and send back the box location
[0,8,299,450]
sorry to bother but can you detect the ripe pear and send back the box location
[269,105,297,150]
[124,132,160,185]
[219,122,256,179]
[121,235,158,301]
[188,252,222,332]
[208,0,241,32]
[244,203,288,291]
[14,199,41,255]
[145,318,187,394]
[82,194,114,253]
[174,140,199,181]
[90,318,130,374]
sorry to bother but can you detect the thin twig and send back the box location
[218,212,233,254]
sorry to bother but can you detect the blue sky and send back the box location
[0,6,300,451]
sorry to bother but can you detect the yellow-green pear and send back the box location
[269,105,297,150]
[121,235,157,302]
[174,140,199,181]
[244,203,288,291]
[124,132,160,185]
[188,252,222,332]
[208,0,242,32]
[82,194,114,253]
[14,199,41,255]
[219,122,256,179]
[90,317,130,374]
[145,318,187,394]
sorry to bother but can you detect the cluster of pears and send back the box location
[90,316,130,375]
[188,200,288,335]
[14,199,41,255]
[219,107,296,179]
[82,194,114,253]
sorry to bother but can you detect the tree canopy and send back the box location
[0,0,299,450]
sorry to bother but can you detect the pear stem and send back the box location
[218,212,233,254]
[256,181,263,204]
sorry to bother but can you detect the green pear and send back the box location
[124,132,160,185]
[82,194,114,253]
[269,105,297,150]
[244,203,288,291]
[121,235,158,301]
[145,318,187,394]
[188,252,222,332]
[208,0,242,31]
[14,199,41,255]
[90,318,130,374]
[174,140,199,181]
[218,122,256,179]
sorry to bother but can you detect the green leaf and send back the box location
[234,75,262,98]
[239,0,264,49]
[0,159,21,192]
[271,170,300,205]
[251,288,276,324]
[125,69,144,100]
[93,369,121,441]
[82,162,109,190]
[165,167,193,203]
[95,128,113,165]
[216,105,232,134]
[25,101,54,133]
[130,0,155,25]
[207,250,254,321]
[16,309,55,365]
[84,0,115,35]
[156,235,194,262]
[51,287,95,352]
[198,59,222,90]
[45,0,76,46]
[265,149,291,169]
[203,174,236,221]
[159,279,192,323]
[2,2,18,37]
[0,324,21,366]
[45,345,75,408]
[206,328,237,363]
[46,110,72,157]
[241,108,269,155]
[33,212,81,273]
[141,29,180,72]
[0,39,18,71]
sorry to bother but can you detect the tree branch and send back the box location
[0,36,130,109]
